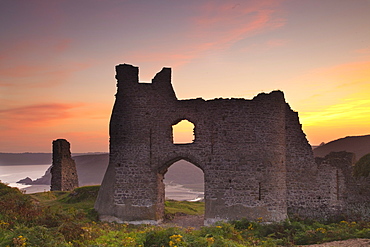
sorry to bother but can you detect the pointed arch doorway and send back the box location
[157,158,205,223]
[164,159,204,201]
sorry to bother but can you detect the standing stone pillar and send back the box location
[50,139,79,191]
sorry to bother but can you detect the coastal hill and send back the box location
[14,153,110,186]
[313,134,370,160]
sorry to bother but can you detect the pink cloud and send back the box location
[0,39,71,62]
[125,0,286,68]
[354,47,370,54]
[266,39,287,48]
[312,60,370,79]
[191,0,285,47]
[238,38,288,53]
[0,62,91,79]
[0,38,93,87]
[0,103,85,129]
[54,39,73,53]
[0,101,111,152]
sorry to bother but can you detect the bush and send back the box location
[144,227,185,247]
[0,183,43,226]
[61,185,100,204]
[0,225,68,247]
[353,153,370,177]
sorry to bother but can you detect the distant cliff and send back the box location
[16,153,109,186]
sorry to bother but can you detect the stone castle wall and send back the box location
[95,64,370,224]
[314,152,370,220]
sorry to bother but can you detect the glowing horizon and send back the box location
[1,0,369,152]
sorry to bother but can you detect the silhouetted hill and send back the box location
[164,160,204,185]
[73,154,109,185]
[313,135,370,160]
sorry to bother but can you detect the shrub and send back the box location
[144,227,186,247]
[0,225,68,247]
[0,183,43,226]
[353,153,370,177]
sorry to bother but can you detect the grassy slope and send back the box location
[2,183,370,246]
[31,185,99,207]
[30,185,205,218]
[165,200,204,216]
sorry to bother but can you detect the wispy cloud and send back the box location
[289,59,370,144]
[0,103,84,129]
[354,47,370,54]
[0,39,72,63]
[301,98,370,126]
[0,39,94,87]
[0,101,110,152]
[125,0,285,68]
[289,60,370,109]
[0,62,90,79]
[300,96,370,145]
[192,0,285,48]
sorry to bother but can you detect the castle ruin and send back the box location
[95,64,370,224]
[51,139,79,191]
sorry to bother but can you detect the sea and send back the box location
[0,164,204,201]
[0,164,51,193]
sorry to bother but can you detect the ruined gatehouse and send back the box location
[95,64,370,224]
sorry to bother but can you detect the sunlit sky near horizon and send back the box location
[1,0,369,153]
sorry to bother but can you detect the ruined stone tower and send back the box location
[95,64,370,224]
[51,139,79,191]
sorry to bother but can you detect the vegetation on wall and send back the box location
[353,153,370,178]
[0,182,369,246]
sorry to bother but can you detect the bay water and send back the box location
[0,164,50,192]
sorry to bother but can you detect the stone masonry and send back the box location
[95,64,370,224]
[50,139,79,191]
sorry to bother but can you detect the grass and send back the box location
[30,186,205,221]
[1,182,370,246]
[165,200,204,216]
[31,185,100,210]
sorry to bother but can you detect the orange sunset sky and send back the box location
[1,0,369,153]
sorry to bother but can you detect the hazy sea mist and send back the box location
[0,164,50,190]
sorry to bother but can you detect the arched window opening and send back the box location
[164,160,204,202]
[172,119,195,144]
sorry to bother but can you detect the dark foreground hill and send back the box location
[313,135,370,160]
